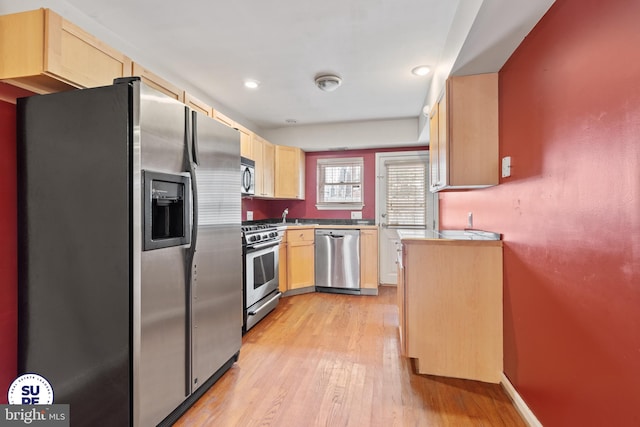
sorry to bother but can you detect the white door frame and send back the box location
[375,150,439,284]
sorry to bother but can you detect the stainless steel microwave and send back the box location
[241,157,255,196]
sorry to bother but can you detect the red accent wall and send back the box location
[439,0,640,425]
[242,146,427,221]
[0,99,17,403]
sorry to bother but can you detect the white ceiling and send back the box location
[3,0,555,133]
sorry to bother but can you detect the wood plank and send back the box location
[175,287,525,427]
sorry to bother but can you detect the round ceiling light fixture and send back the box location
[411,65,431,76]
[315,74,342,92]
[244,79,260,89]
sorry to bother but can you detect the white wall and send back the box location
[262,118,420,152]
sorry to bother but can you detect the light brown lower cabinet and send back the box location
[283,228,315,291]
[398,239,503,384]
[359,229,379,293]
[278,232,288,293]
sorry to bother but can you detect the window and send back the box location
[385,159,426,228]
[316,157,364,210]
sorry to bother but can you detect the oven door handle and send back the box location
[246,239,282,251]
[248,292,282,316]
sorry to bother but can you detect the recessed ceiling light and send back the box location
[285,119,297,124]
[244,80,259,89]
[411,66,431,76]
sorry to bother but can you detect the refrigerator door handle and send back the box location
[190,110,200,166]
[183,107,199,397]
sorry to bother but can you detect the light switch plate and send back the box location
[502,156,511,178]
[247,210,253,221]
[351,211,362,220]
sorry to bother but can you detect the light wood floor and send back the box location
[175,286,526,427]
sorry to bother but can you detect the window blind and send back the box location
[316,157,364,209]
[385,160,426,227]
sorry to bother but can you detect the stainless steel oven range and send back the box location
[242,224,282,332]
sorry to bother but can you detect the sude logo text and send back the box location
[1,374,69,426]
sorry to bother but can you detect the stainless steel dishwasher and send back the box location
[315,229,360,294]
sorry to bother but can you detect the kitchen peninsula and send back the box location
[397,230,503,383]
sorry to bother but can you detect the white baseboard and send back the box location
[501,373,543,427]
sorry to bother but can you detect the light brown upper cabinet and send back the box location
[275,145,305,200]
[213,109,236,128]
[252,134,275,198]
[183,92,212,117]
[429,73,498,192]
[239,128,253,159]
[132,63,182,100]
[0,9,132,94]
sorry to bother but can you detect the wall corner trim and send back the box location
[501,373,543,427]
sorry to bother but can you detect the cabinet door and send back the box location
[213,109,235,127]
[429,73,498,192]
[279,239,288,293]
[132,63,182,100]
[360,229,379,290]
[251,134,275,197]
[0,9,132,94]
[184,92,212,117]
[262,140,275,197]
[437,92,448,188]
[252,135,265,196]
[428,103,441,191]
[286,228,315,290]
[287,243,315,290]
[239,129,253,159]
[46,10,132,90]
[275,145,305,199]
[448,74,498,187]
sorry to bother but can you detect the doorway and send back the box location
[375,151,438,285]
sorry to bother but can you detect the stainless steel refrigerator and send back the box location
[17,78,242,426]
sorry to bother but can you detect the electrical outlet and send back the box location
[247,211,253,221]
[502,156,511,178]
[351,211,362,220]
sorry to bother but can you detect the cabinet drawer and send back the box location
[286,228,314,245]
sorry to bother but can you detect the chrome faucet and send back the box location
[282,208,289,223]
